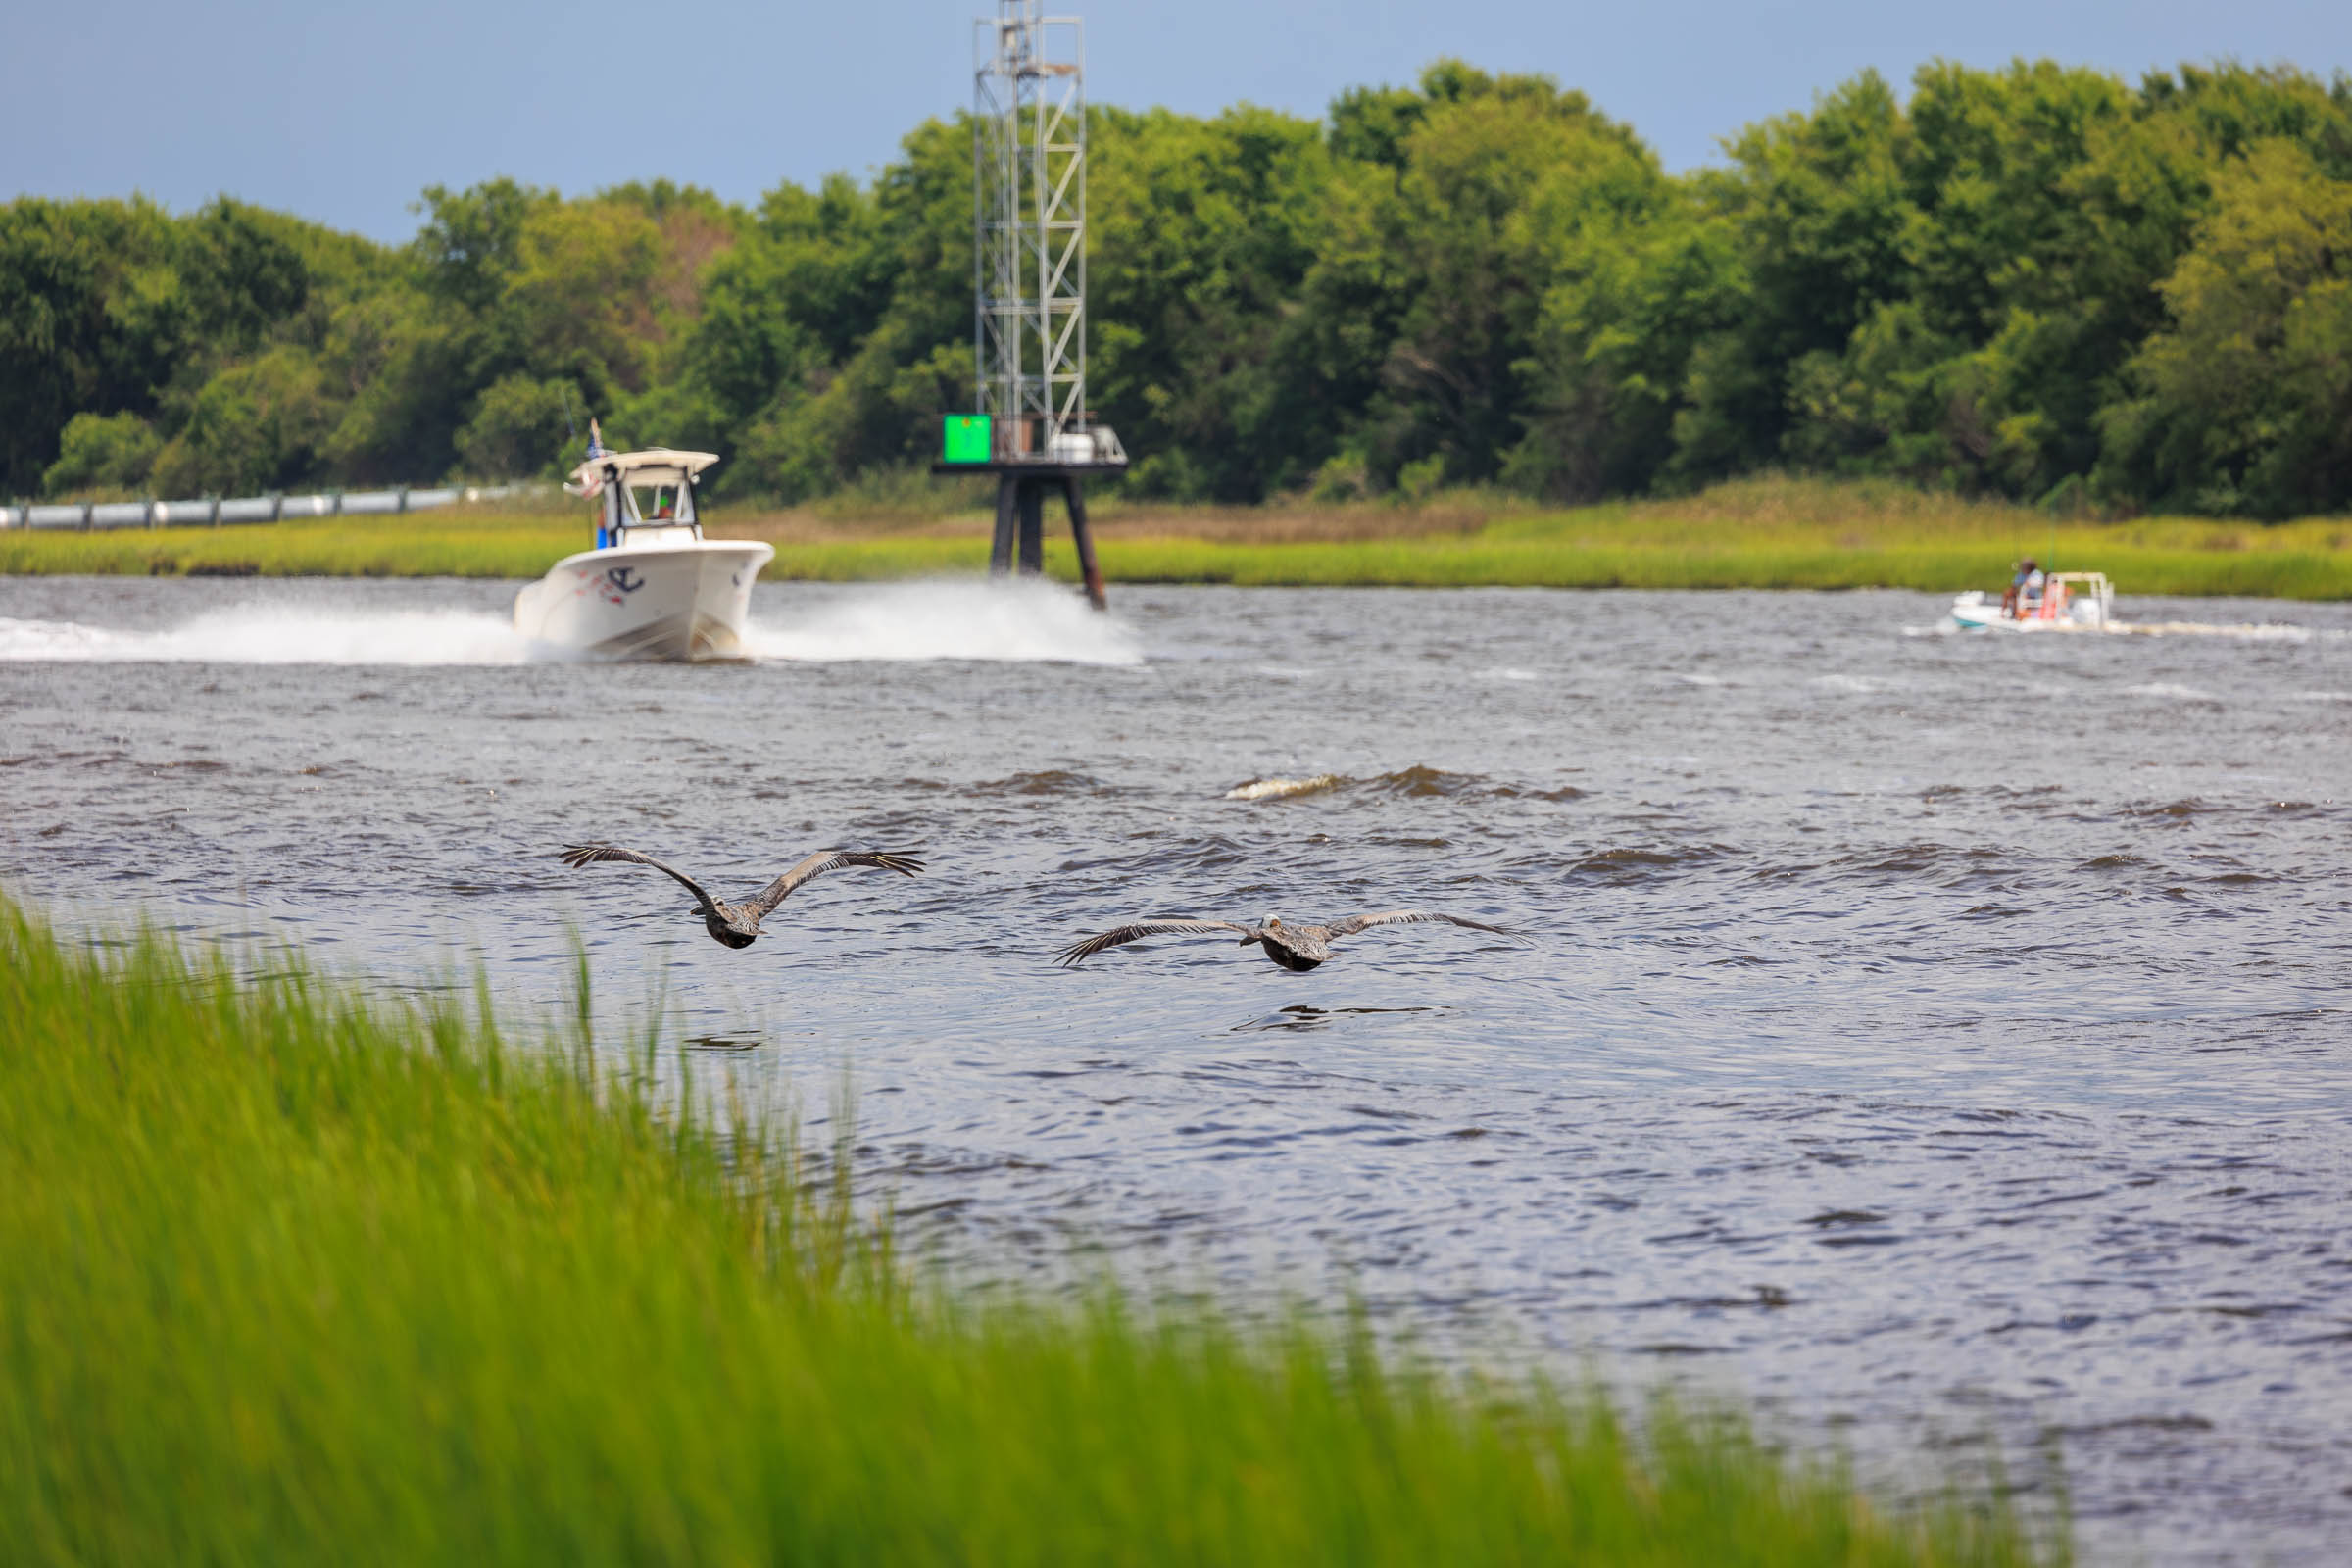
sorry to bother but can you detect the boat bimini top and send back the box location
[565,448,721,549]
[2032,570,2115,626]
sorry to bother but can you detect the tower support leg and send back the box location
[989,476,1018,575]
[986,470,1107,609]
[1016,481,1044,573]
[1063,476,1106,611]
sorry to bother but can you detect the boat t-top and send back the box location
[513,432,773,660]
[1949,571,2116,632]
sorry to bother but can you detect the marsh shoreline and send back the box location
[6,477,2347,599]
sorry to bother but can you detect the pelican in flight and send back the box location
[560,842,924,949]
[1054,910,1521,971]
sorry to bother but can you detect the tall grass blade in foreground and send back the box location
[0,900,2059,1565]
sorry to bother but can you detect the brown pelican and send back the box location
[1054,910,1520,971]
[560,842,924,949]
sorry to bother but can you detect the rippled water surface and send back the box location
[4,574,2349,1564]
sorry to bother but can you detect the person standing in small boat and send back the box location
[2002,558,2042,619]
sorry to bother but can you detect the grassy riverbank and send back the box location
[0,901,2052,1566]
[5,475,2343,598]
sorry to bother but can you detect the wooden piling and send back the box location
[1016,481,1045,573]
[956,456,1122,612]
[990,478,1019,574]
[1063,475,1105,611]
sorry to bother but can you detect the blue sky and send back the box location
[7,0,2347,241]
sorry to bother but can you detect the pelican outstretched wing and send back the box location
[1320,909,1521,941]
[1054,918,1253,966]
[748,850,925,917]
[561,843,719,914]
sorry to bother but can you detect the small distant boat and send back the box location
[514,446,772,661]
[1949,571,2116,633]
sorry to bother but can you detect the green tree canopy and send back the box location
[5,57,2349,514]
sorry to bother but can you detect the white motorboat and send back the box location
[1949,570,2115,633]
[514,446,772,660]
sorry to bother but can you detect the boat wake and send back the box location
[1913,617,2340,642]
[0,611,549,665]
[745,581,1143,665]
[2109,619,2337,641]
[0,581,1145,668]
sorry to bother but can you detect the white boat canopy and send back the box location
[566,448,721,494]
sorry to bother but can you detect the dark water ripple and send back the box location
[3,576,2350,1565]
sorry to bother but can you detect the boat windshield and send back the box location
[624,480,696,526]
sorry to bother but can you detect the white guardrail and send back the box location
[0,484,547,531]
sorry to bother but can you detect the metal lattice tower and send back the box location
[973,2,1086,459]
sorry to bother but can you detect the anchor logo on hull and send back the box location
[576,564,647,607]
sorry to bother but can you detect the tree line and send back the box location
[5,58,2349,517]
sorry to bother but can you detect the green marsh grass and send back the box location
[0,900,2059,1565]
[3,474,2345,597]
[0,507,990,581]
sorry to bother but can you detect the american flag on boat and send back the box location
[577,418,607,497]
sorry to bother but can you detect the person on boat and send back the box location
[2002,558,2042,619]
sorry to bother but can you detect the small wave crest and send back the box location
[1566,844,1734,884]
[746,581,1142,665]
[1368,765,1486,798]
[1224,766,1491,802]
[2127,798,2213,819]
[1224,766,1568,804]
[1226,774,1345,801]
[971,769,1114,798]
[0,610,543,665]
[2122,682,2221,704]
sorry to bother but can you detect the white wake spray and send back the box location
[0,610,544,665]
[0,579,1143,668]
[745,580,1143,666]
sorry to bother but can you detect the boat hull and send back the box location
[1949,590,2110,632]
[513,542,775,661]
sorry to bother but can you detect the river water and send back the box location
[2,574,2347,1564]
